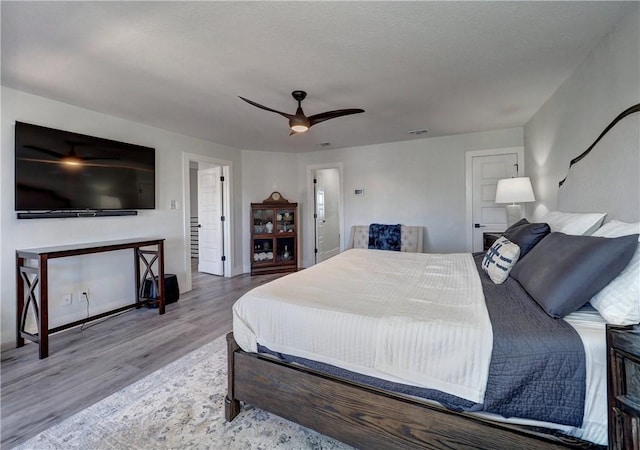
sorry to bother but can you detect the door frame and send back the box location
[465,147,524,252]
[306,162,344,268]
[182,152,233,291]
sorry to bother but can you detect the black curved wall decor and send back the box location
[559,103,640,187]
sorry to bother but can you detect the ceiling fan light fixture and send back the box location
[289,114,310,133]
[290,124,309,133]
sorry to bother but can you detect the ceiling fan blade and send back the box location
[82,156,120,161]
[308,109,365,127]
[62,141,119,160]
[239,96,293,119]
[24,145,66,159]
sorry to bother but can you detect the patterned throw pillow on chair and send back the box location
[482,237,521,284]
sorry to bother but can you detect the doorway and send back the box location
[197,164,224,275]
[182,153,233,292]
[309,165,343,265]
[465,147,524,252]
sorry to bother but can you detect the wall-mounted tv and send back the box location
[15,122,155,215]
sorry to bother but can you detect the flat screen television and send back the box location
[15,122,155,213]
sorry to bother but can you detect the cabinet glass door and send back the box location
[253,238,275,263]
[277,237,295,262]
[276,209,295,234]
[253,209,274,234]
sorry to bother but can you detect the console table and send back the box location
[16,238,165,359]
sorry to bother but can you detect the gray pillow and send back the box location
[503,219,550,259]
[510,232,639,318]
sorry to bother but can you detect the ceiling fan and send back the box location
[239,90,364,134]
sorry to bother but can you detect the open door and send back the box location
[314,168,341,263]
[198,164,224,275]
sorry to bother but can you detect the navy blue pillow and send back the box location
[510,232,638,318]
[368,223,402,251]
[503,218,550,259]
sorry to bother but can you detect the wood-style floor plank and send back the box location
[0,265,282,448]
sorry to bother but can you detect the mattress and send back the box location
[232,248,607,445]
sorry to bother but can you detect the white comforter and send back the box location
[233,248,493,403]
[233,248,608,445]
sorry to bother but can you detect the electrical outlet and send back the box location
[77,288,90,302]
[62,294,72,305]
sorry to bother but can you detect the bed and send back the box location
[226,104,640,449]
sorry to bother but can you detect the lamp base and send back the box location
[505,204,523,227]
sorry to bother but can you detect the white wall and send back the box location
[1,87,243,349]
[524,4,640,220]
[240,150,299,273]
[293,128,524,267]
[239,129,523,270]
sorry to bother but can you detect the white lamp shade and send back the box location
[495,177,535,204]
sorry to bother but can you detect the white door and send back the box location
[471,153,519,251]
[315,168,340,262]
[198,165,224,275]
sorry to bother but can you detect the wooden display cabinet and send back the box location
[251,192,298,275]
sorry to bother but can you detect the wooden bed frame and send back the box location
[225,104,639,449]
[225,333,601,449]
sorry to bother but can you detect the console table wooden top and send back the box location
[16,238,165,258]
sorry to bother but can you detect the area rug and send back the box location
[15,334,353,449]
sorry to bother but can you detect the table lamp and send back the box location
[495,177,535,227]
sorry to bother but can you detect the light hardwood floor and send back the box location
[1,263,282,449]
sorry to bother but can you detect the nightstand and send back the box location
[607,323,640,450]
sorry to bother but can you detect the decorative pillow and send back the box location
[592,220,640,238]
[589,221,640,325]
[540,211,606,236]
[502,218,550,259]
[510,232,638,318]
[368,223,401,251]
[504,218,528,232]
[482,237,521,284]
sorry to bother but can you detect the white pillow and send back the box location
[541,210,606,235]
[593,220,640,238]
[482,237,520,284]
[589,220,640,325]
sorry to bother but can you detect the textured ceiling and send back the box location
[1,1,634,152]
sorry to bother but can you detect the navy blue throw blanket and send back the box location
[368,223,401,251]
[470,253,585,427]
[258,253,586,427]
